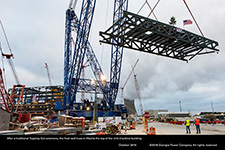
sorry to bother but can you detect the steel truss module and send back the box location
[100,11,219,62]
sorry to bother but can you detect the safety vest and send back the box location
[185,119,190,126]
[195,119,200,125]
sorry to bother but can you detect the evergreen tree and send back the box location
[169,16,177,26]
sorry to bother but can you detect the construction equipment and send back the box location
[0,68,11,111]
[64,0,129,110]
[81,60,89,100]
[65,0,219,120]
[133,73,144,116]
[45,63,52,86]
[63,0,128,116]
[108,0,128,109]
[0,20,25,113]
[0,20,20,85]
[120,59,139,104]
[64,0,105,109]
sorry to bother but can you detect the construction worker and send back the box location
[194,117,201,134]
[185,117,191,134]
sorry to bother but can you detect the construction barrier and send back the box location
[96,131,105,135]
[132,122,136,129]
[124,123,127,134]
[80,118,85,128]
[145,123,148,133]
[128,122,131,130]
[147,126,156,135]
[118,122,121,134]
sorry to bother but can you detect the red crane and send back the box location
[0,68,11,111]
[0,20,25,113]
[120,59,139,104]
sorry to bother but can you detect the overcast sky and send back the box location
[0,0,225,115]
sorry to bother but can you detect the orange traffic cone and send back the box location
[132,122,136,129]
[149,126,156,135]
[118,122,121,134]
[145,123,148,133]
[124,123,127,134]
[96,131,105,135]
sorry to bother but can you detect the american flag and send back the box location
[183,19,193,25]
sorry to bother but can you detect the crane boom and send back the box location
[0,20,25,113]
[108,0,129,109]
[68,0,78,10]
[0,68,11,112]
[64,0,105,109]
[133,73,144,116]
[0,20,20,85]
[45,63,52,86]
[120,59,139,104]
[64,0,97,108]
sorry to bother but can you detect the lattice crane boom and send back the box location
[120,59,139,104]
[133,73,144,116]
[64,0,97,108]
[0,20,20,85]
[0,21,25,113]
[45,62,52,86]
[108,0,129,109]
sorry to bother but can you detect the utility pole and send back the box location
[179,100,182,112]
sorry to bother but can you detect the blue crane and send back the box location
[64,0,129,110]
[108,0,128,109]
[64,0,97,108]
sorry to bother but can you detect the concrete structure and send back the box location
[145,109,168,118]
[0,108,10,131]
[158,112,191,118]
[124,99,136,115]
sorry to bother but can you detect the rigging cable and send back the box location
[147,0,160,20]
[183,0,204,37]
[137,1,147,14]
[137,0,159,21]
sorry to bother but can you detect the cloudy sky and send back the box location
[0,0,225,115]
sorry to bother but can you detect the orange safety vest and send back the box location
[195,119,200,125]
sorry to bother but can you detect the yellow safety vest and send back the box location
[185,119,190,126]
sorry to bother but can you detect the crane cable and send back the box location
[147,0,160,19]
[137,0,160,21]
[183,0,204,37]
